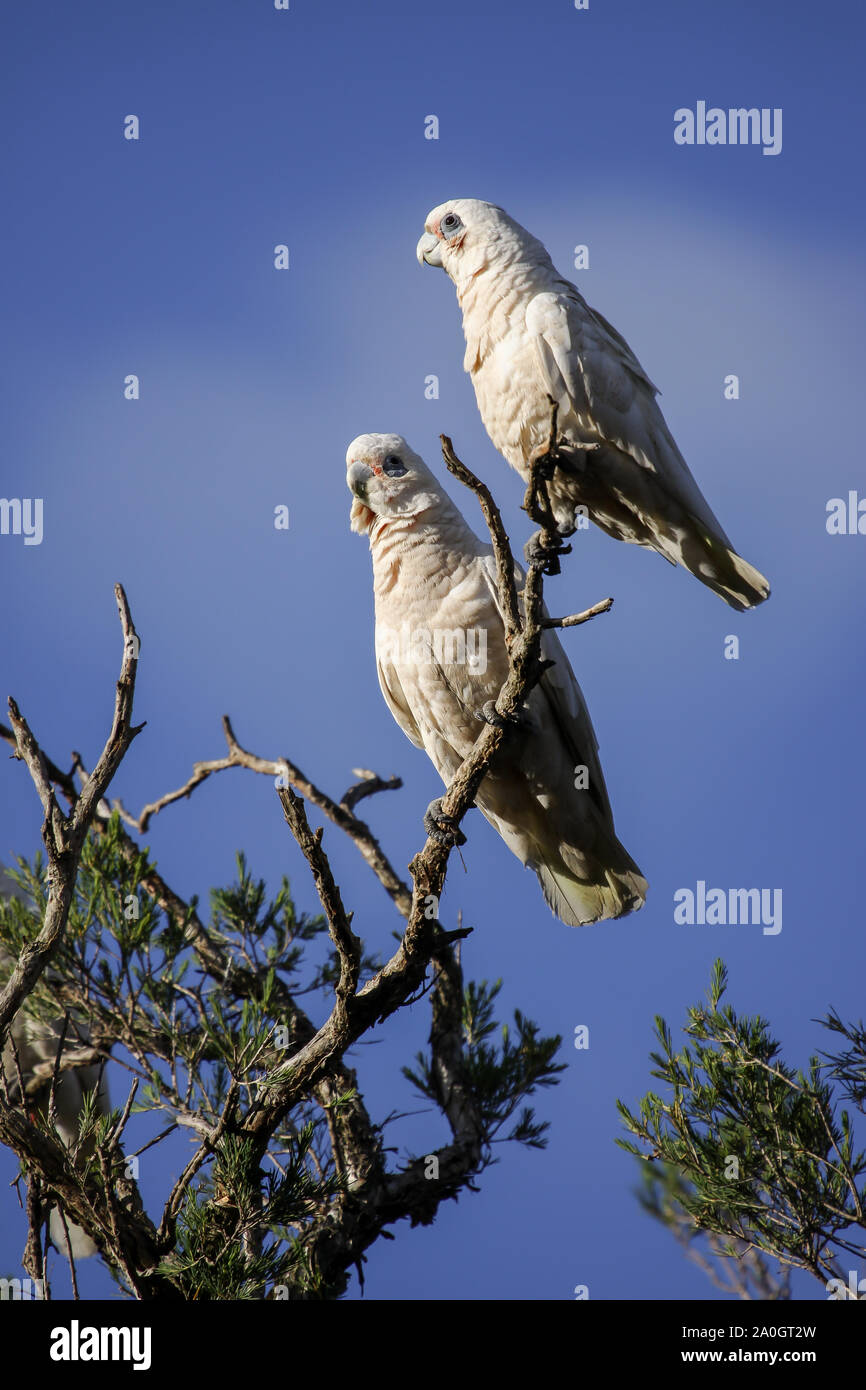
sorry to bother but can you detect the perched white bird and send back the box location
[347,433,646,927]
[417,199,770,611]
[1,872,110,1260]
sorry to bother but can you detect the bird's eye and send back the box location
[441,212,461,234]
[382,455,407,477]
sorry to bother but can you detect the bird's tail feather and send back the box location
[687,533,770,611]
[478,771,646,927]
[552,447,770,610]
[611,503,770,611]
[535,854,647,927]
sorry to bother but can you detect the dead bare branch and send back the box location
[441,433,521,644]
[0,583,144,1045]
[105,714,413,919]
[278,787,361,1004]
[0,413,587,1297]
[340,768,402,814]
[541,598,614,629]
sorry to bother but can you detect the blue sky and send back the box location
[2,0,865,1300]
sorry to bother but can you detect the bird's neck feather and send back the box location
[457,243,554,365]
[370,510,480,604]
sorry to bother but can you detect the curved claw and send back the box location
[424,798,467,848]
[475,700,526,730]
[523,529,573,576]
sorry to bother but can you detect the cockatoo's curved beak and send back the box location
[416,231,443,267]
[347,461,371,497]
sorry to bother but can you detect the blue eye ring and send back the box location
[382,455,408,477]
[441,212,461,234]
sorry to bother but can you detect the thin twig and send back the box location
[57,1208,81,1300]
[107,715,412,919]
[47,1011,71,1133]
[541,599,614,629]
[278,788,361,1005]
[157,1078,241,1247]
[23,1176,45,1291]
[0,583,144,1045]
[106,1076,139,1148]
[340,769,402,814]
[441,434,521,644]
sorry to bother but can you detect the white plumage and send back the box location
[347,433,646,927]
[417,198,770,611]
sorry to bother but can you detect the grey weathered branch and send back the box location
[0,584,144,1047]
[108,715,412,919]
[340,768,402,814]
[1,711,388,1270]
[428,939,483,1167]
[157,1078,240,1245]
[0,586,187,1295]
[541,598,614,629]
[0,415,591,1297]
[47,1011,71,1132]
[278,787,361,1004]
[241,421,609,1159]
[441,433,521,644]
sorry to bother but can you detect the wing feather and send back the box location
[479,555,613,821]
[525,288,733,541]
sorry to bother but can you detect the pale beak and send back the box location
[347,461,371,497]
[416,231,443,267]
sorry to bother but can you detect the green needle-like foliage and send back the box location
[618,959,866,1298]
[1,819,563,1299]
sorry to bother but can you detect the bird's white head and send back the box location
[346,434,443,536]
[416,198,540,291]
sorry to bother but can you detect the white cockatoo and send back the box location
[347,433,646,927]
[417,199,770,611]
[1,871,110,1259]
